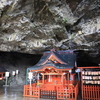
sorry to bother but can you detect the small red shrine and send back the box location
[24,49,80,100]
[0,66,6,80]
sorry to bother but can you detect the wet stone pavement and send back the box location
[0,86,52,100]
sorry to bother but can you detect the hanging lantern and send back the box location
[12,71,15,76]
[5,72,10,77]
[28,72,33,80]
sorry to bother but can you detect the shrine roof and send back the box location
[28,50,76,71]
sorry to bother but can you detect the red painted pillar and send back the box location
[62,74,64,85]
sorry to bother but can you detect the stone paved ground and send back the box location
[0,86,82,100]
[0,86,53,100]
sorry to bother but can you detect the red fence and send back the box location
[82,85,100,100]
[23,81,79,100]
[57,82,79,100]
[24,84,40,98]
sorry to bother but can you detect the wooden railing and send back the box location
[57,81,79,100]
[23,81,79,100]
[75,81,79,100]
[82,85,100,100]
[23,84,40,98]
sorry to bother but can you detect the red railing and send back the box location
[23,81,79,100]
[82,85,100,100]
[23,84,40,98]
[57,81,79,100]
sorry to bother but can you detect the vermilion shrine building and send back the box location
[24,49,80,100]
[0,66,6,80]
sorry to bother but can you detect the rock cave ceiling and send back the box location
[0,0,100,58]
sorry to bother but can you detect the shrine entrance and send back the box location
[42,67,67,85]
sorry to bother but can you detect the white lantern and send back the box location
[5,72,10,77]
[12,71,15,76]
[16,70,19,74]
[28,72,33,80]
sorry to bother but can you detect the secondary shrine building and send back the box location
[0,66,6,80]
[23,49,80,100]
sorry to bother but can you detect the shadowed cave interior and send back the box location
[0,50,99,86]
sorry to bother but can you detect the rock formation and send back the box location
[0,0,100,55]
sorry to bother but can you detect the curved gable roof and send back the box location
[39,51,67,65]
[27,50,76,71]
